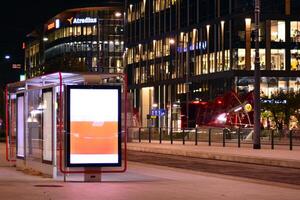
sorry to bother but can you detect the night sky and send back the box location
[0,0,123,86]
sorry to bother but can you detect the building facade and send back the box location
[125,0,300,128]
[25,5,124,78]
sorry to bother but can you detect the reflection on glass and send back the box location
[27,90,43,161]
[43,91,53,163]
[17,95,25,158]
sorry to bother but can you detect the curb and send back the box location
[127,144,300,169]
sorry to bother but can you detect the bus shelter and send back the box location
[5,72,128,180]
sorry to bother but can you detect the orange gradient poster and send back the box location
[67,86,121,166]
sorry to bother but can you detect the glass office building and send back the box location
[125,0,300,127]
[25,5,124,78]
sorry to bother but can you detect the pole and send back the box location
[159,127,162,144]
[271,130,274,149]
[289,130,293,151]
[238,128,241,148]
[186,33,189,129]
[253,0,261,149]
[195,128,198,145]
[208,128,211,146]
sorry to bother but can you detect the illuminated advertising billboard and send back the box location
[66,85,121,167]
[17,94,25,158]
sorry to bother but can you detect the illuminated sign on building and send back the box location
[261,99,287,104]
[177,41,207,52]
[67,17,73,25]
[47,22,55,30]
[20,74,26,81]
[244,103,252,112]
[55,19,60,28]
[73,17,97,24]
[12,64,21,69]
[151,109,166,117]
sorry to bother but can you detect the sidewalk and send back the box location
[127,141,300,169]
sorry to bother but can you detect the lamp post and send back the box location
[169,38,175,133]
[185,33,190,129]
[253,0,261,149]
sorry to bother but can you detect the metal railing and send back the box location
[127,127,300,150]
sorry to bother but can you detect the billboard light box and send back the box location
[66,85,121,167]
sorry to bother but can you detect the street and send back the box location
[128,150,300,185]
[1,143,300,200]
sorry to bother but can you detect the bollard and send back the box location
[182,129,185,145]
[149,127,151,143]
[289,130,293,151]
[195,128,198,145]
[223,129,226,147]
[170,127,173,144]
[238,128,241,148]
[271,130,274,150]
[159,127,162,144]
[139,127,141,143]
[208,128,211,146]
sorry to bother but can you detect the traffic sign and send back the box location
[151,108,166,117]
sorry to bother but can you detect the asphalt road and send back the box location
[128,150,300,185]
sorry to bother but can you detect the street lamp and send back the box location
[4,55,11,60]
[169,38,175,45]
[253,0,261,149]
[185,32,190,128]
[169,37,176,132]
[115,12,122,18]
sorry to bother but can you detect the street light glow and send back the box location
[234,107,243,112]
[169,38,175,45]
[4,55,11,60]
[217,113,227,123]
[43,37,49,42]
[115,12,122,17]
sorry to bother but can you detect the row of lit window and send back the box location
[26,44,40,57]
[127,0,176,22]
[134,61,170,84]
[82,57,122,69]
[127,39,171,64]
[131,48,300,85]
[127,32,200,65]
[46,26,97,43]
[237,78,300,98]
[234,49,290,71]
[195,50,231,75]
[132,50,230,84]
[45,25,122,43]
[153,0,176,13]
[269,21,300,42]
[26,55,39,69]
[44,41,124,59]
